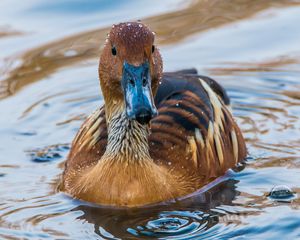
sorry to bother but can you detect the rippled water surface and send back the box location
[1,0,300,239]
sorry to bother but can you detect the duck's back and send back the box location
[63,69,246,188]
[149,69,246,183]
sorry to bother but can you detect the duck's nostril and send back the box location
[135,108,152,125]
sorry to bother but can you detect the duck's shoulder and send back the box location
[155,68,230,106]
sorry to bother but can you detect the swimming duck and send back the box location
[61,22,247,207]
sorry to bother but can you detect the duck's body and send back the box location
[61,22,246,207]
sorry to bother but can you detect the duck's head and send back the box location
[99,22,163,125]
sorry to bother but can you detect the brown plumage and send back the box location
[60,22,247,207]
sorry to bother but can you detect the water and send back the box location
[1,0,300,239]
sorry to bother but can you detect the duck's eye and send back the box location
[152,45,155,53]
[111,46,117,56]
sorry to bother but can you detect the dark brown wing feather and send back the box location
[156,69,230,106]
[150,70,246,181]
[63,70,246,182]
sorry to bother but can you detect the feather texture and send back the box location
[62,71,246,196]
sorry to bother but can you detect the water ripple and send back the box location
[128,211,209,239]
[27,144,69,163]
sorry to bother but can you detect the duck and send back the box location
[60,22,247,207]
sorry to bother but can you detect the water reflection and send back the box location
[0,26,22,39]
[74,178,240,239]
[1,0,300,99]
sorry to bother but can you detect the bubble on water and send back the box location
[268,185,295,202]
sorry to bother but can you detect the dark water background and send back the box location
[0,0,300,239]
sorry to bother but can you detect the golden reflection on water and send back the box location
[0,29,22,38]
[1,0,300,99]
[210,56,300,75]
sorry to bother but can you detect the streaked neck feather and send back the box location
[104,109,151,162]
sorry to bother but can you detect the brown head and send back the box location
[99,22,163,124]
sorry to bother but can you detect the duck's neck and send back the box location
[104,107,151,162]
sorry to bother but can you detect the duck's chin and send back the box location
[126,115,152,126]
